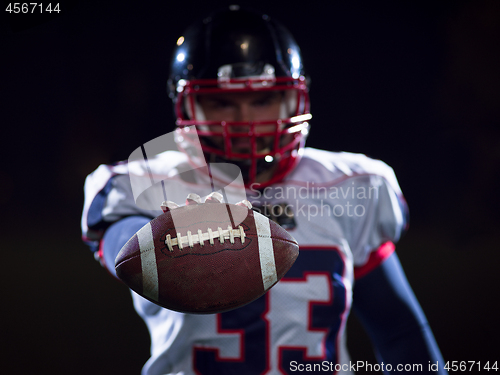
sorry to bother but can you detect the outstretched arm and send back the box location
[352,252,447,374]
[100,216,152,278]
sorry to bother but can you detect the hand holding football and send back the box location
[115,193,299,314]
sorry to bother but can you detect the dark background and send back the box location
[1,0,499,373]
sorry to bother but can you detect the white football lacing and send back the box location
[164,225,246,251]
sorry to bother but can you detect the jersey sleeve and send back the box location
[350,170,408,278]
[288,149,409,277]
[325,153,409,279]
[81,150,197,254]
[81,162,157,253]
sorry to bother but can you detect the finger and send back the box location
[204,192,223,203]
[160,200,180,213]
[235,199,252,209]
[186,193,202,206]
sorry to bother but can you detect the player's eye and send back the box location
[252,93,282,107]
[253,99,271,107]
[209,99,234,109]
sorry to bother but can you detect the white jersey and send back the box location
[81,147,408,375]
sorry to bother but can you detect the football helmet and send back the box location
[168,5,311,188]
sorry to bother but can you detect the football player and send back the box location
[82,6,447,374]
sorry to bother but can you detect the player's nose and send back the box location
[234,103,253,122]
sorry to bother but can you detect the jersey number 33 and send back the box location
[194,248,348,375]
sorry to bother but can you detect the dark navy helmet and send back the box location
[168,5,311,188]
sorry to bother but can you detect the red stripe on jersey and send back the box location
[353,241,395,279]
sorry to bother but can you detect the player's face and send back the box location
[197,91,282,155]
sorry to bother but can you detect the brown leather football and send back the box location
[115,201,299,314]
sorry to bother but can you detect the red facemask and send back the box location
[174,75,311,188]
